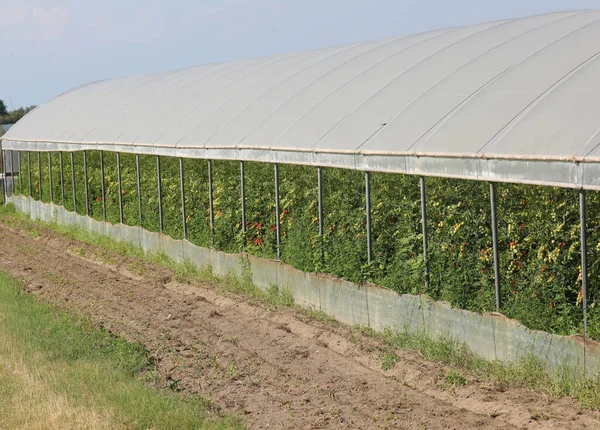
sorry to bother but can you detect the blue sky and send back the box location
[1,0,598,108]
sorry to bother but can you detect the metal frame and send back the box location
[48,153,53,203]
[83,151,89,215]
[59,152,64,204]
[420,176,429,290]
[240,161,246,234]
[136,154,142,227]
[317,166,324,266]
[28,151,32,197]
[157,155,163,233]
[100,151,106,221]
[117,152,123,224]
[489,182,501,311]
[70,152,76,212]
[365,171,372,264]
[1,147,5,204]
[17,151,22,195]
[180,157,187,240]
[208,159,214,244]
[580,189,588,369]
[37,152,42,201]
[274,163,281,260]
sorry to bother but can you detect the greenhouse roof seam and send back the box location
[4,9,600,189]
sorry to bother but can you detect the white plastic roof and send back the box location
[4,9,600,189]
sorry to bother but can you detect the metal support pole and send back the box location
[365,171,372,264]
[317,167,324,266]
[28,152,32,197]
[59,152,64,204]
[208,159,214,244]
[420,176,430,290]
[1,147,5,204]
[157,155,163,233]
[83,151,89,216]
[70,152,76,213]
[37,152,42,201]
[274,163,281,260]
[580,189,588,371]
[179,157,187,240]
[117,152,123,224]
[490,182,501,311]
[136,154,142,227]
[48,153,53,203]
[240,161,246,234]
[17,152,22,195]
[100,151,106,221]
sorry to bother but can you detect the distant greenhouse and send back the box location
[3,9,600,372]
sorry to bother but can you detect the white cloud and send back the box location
[0,3,69,40]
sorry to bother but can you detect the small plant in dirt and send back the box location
[380,350,399,371]
[442,370,468,389]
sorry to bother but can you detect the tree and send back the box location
[0,99,7,117]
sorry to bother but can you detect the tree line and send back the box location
[0,99,36,125]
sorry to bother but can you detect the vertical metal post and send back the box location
[17,151,22,195]
[580,188,588,371]
[83,151,89,216]
[59,152,64,204]
[117,152,123,224]
[208,159,214,244]
[48,153,53,203]
[37,152,42,201]
[179,157,187,240]
[0,147,5,204]
[28,152,32,197]
[136,154,142,227]
[157,155,163,233]
[317,166,324,266]
[70,152,76,213]
[420,176,430,290]
[274,163,281,260]
[100,151,106,221]
[490,182,501,311]
[365,171,372,264]
[240,161,246,234]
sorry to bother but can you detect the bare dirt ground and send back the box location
[0,221,598,429]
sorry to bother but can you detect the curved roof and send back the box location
[4,9,600,189]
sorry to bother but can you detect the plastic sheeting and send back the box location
[4,10,600,188]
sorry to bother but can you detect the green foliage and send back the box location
[10,151,600,341]
[0,104,36,124]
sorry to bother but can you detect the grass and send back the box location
[2,202,600,410]
[0,269,242,429]
[352,324,600,409]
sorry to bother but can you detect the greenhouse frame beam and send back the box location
[490,182,501,311]
[1,147,5,204]
[157,155,163,233]
[48,153,53,203]
[318,166,324,266]
[70,152,76,213]
[117,152,123,224]
[136,154,142,227]
[37,152,42,201]
[208,160,214,244]
[420,176,429,290]
[180,157,187,241]
[240,161,246,234]
[275,163,281,260]
[580,189,588,370]
[17,152,21,195]
[100,151,106,221]
[28,152,32,197]
[365,171,372,264]
[59,152,64,205]
[83,151,89,216]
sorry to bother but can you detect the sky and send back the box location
[1,0,599,108]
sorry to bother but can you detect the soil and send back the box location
[0,220,598,429]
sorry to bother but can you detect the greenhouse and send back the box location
[3,9,600,370]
